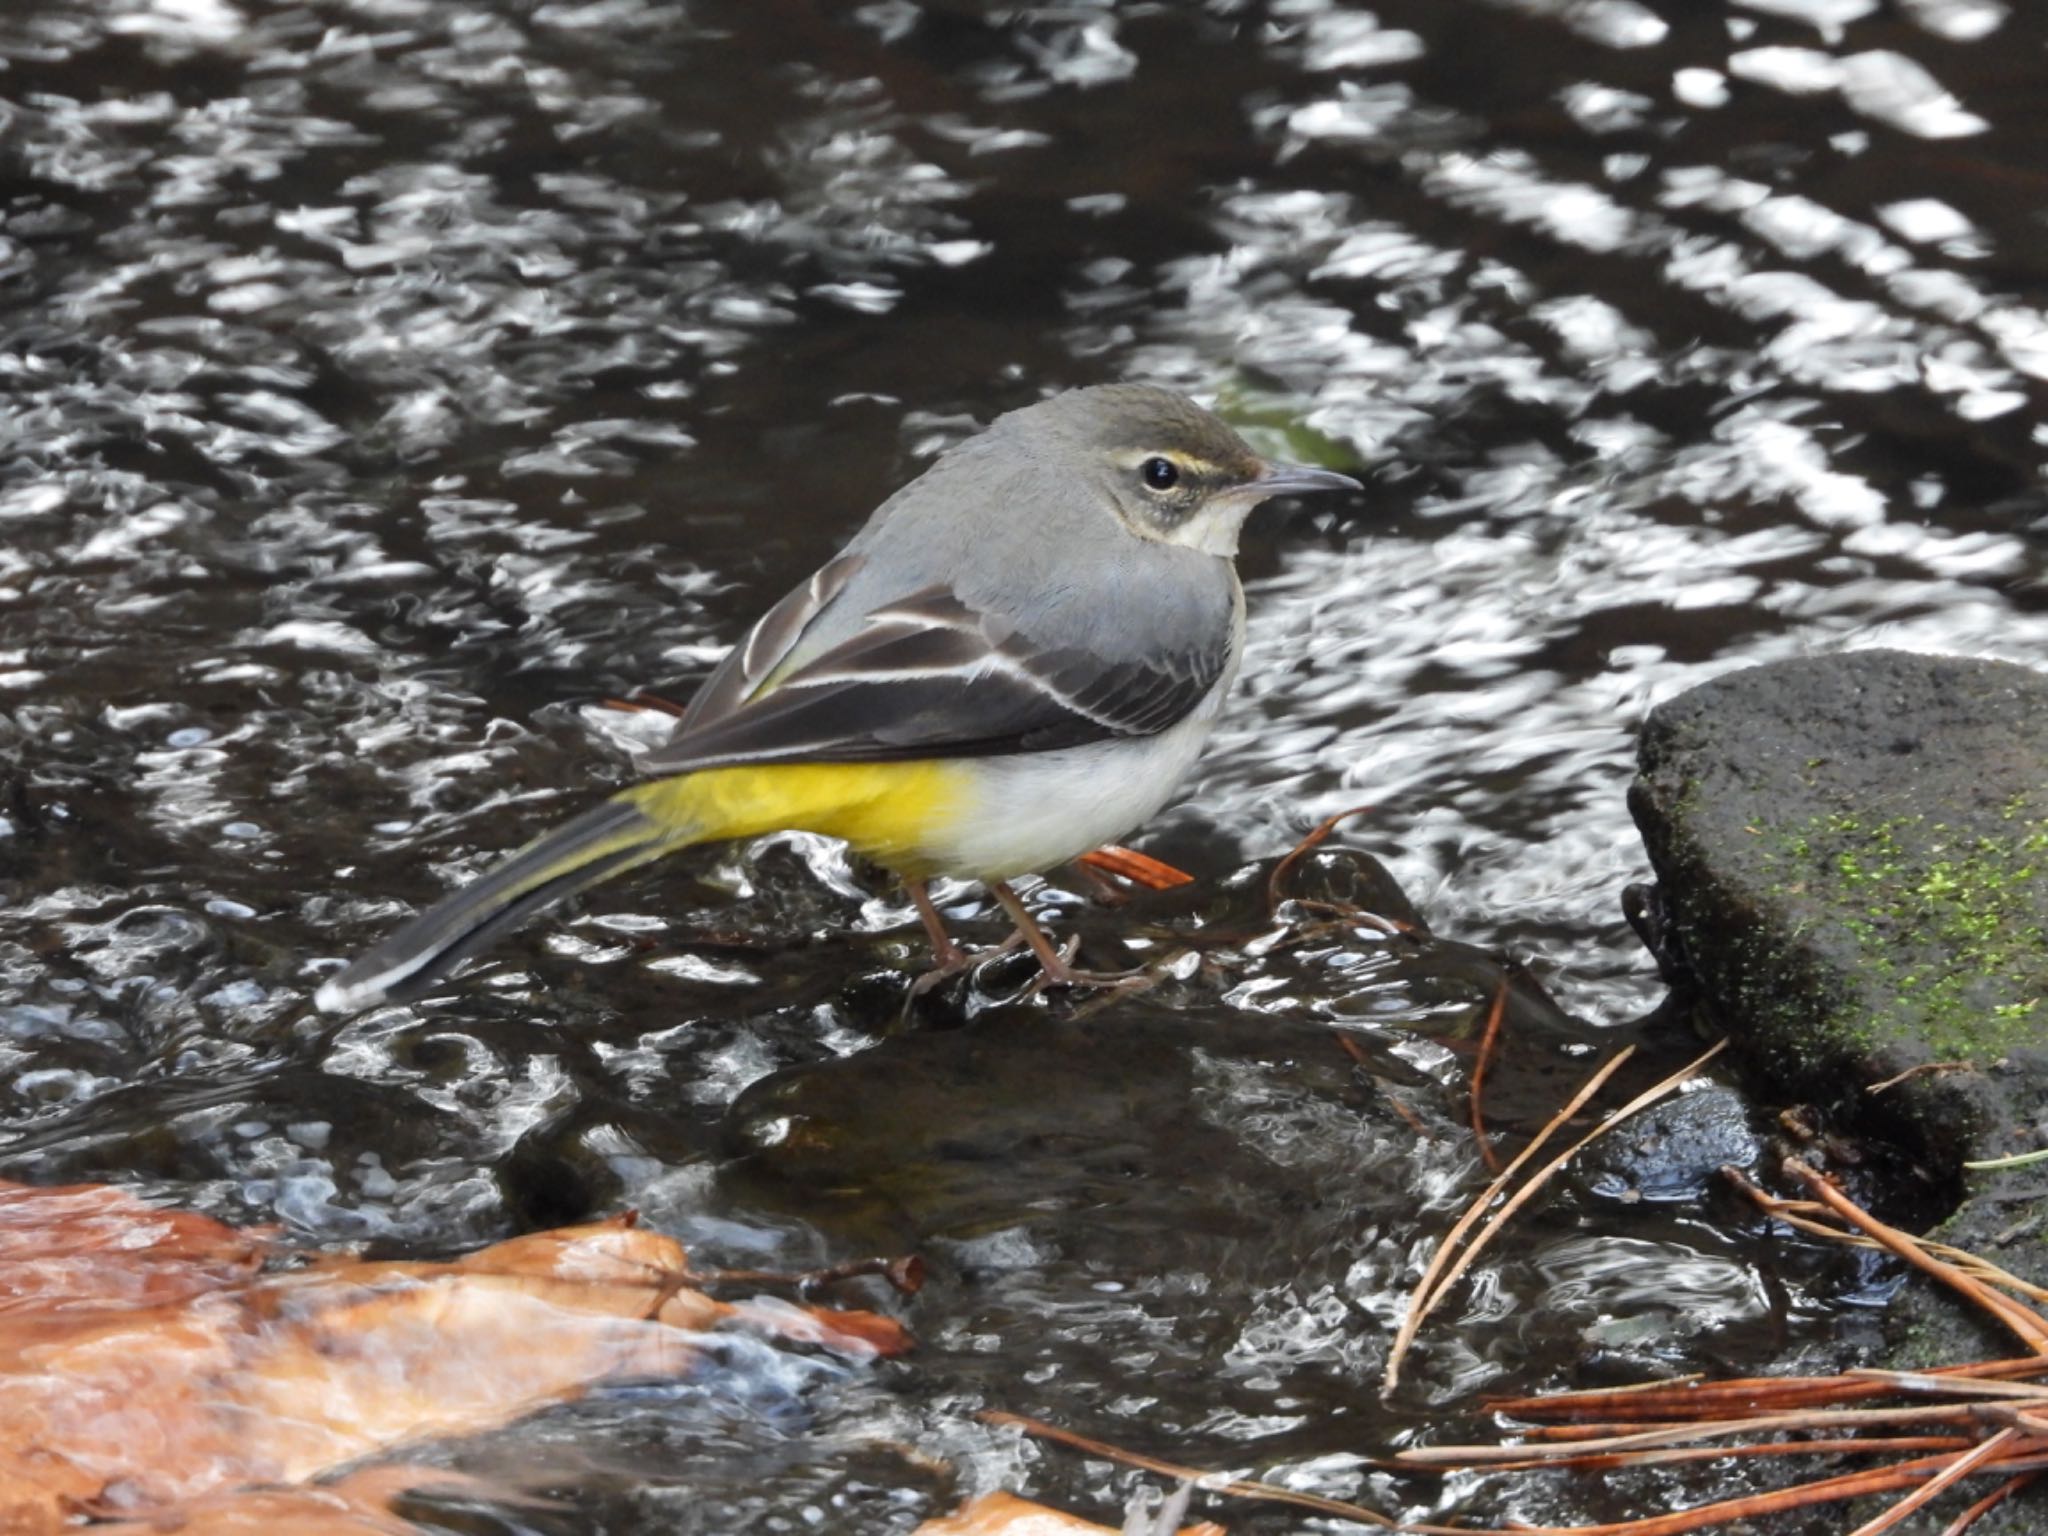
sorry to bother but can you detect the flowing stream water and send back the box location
[3,0,2046,1530]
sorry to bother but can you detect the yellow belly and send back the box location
[624,759,971,878]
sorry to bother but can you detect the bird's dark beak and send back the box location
[1250,459,1362,498]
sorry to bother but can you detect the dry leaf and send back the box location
[0,1179,267,1314]
[0,1183,912,1532]
[915,1491,1225,1536]
[89,1466,486,1536]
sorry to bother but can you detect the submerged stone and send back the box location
[1578,1083,1761,1204]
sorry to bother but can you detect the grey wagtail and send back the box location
[315,385,1358,1014]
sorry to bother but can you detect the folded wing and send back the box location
[642,582,1229,774]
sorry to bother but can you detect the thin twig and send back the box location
[1383,1046,1637,1394]
[1965,1147,2048,1173]
[977,1411,1415,1531]
[999,1403,2048,1536]
[1331,1033,1429,1132]
[1399,1403,1988,1465]
[1846,1371,2048,1404]
[1381,1093,1428,1135]
[1783,1160,2048,1356]
[1265,804,1376,912]
[1494,1354,2048,1422]
[1390,1435,1975,1475]
[1411,1164,2048,1535]
[1386,1039,1728,1395]
[1844,1426,2019,1536]
[1469,976,1510,1175]
[1867,1061,1973,1095]
[686,1254,924,1297]
[1723,1169,2048,1306]
[1431,1448,2048,1536]
[1937,1469,2039,1535]
[597,693,688,716]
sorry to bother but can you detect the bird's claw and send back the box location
[907,929,1026,1000]
[1025,936,1153,997]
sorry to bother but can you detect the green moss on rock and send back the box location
[1755,799,2048,1064]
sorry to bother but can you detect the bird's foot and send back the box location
[1026,935,1154,997]
[907,929,1025,1001]
[986,879,1154,1000]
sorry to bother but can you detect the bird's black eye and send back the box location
[1141,456,1180,491]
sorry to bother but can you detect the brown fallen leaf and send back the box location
[0,1179,268,1313]
[90,1466,492,1536]
[914,1491,1224,1536]
[0,1185,911,1532]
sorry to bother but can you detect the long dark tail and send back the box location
[315,794,692,1014]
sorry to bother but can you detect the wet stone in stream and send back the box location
[1578,1083,1763,1205]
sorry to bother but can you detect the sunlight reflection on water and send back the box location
[2,0,2045,1528]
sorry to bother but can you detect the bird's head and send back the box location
[998,384,1361,557]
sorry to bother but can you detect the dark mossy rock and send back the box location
[1630,649,2048,1172]
[1632,650,2048,1533]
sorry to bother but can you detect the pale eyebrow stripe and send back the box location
[1109,448,1225,477]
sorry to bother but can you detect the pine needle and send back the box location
[1385,1038,1728,1394]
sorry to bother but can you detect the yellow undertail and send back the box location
[625,759,966,870]
[315,760,969,1014]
